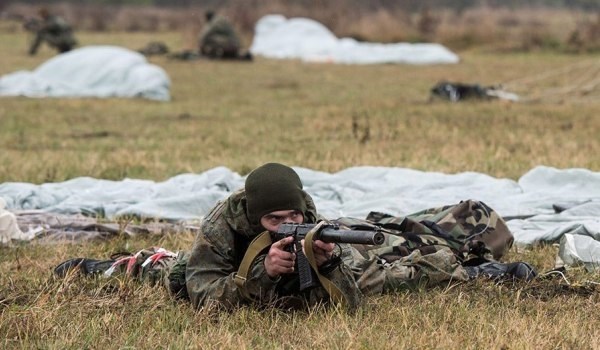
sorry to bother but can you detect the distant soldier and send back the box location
[27,8,77,56]
[198,10,250,60]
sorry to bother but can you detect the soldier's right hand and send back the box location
[264,236,296,278]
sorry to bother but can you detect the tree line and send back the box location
[8,0,600,11]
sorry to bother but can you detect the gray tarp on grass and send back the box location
[0,166,600,269]
[0,45,170,101]
[1,166,599,269]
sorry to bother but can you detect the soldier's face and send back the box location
[260,210,304,232]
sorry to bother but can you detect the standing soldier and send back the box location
[27,8,77,56]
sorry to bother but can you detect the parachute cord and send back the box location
[538,270,571,285]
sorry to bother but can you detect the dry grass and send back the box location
[1,236,600,349]
[0,28,599,349]
[1,31,598,183]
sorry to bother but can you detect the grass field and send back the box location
[1,30,600,349]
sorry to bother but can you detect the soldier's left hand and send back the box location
[301,239,334,267]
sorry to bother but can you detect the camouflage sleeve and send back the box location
[185,229,280,310]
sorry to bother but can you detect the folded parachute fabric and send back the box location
[0,167,242,222]
[2,166,599,269]
[250,14,459,65]
[0,197,34,245]
[0,45,171,101]
[12,211,197,243]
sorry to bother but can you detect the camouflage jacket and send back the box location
[29,15,76,55]
[198,16,241,51]
[185,189,362,310]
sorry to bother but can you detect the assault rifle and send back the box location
[272,222,385,291]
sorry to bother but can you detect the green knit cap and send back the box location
[245,163,307,227]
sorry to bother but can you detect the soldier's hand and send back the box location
[302,239,334,267]
[264,236,295,278]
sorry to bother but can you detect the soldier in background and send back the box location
[198,10,251,60]
[27,7,77,56]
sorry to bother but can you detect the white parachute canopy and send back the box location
[250,14,460,65]
[0,45,171,101]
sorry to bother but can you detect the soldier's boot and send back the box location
[464,261,537,282]
[54,257,115,277]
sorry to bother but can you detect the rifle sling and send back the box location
[234,231,272,290]
[304,223,346,305]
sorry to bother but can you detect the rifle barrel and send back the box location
[318,228,385,245]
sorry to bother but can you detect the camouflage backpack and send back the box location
[333,199,514,263]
